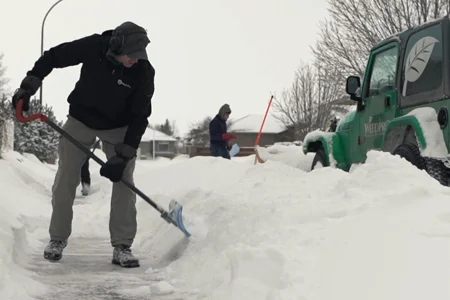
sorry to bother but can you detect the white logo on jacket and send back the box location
[117,79,131,88]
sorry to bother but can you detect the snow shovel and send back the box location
[229,143,240,157]
[15,99,191,237]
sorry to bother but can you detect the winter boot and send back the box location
[112,245,140,268]
[44,240,68,261]
[81,182,90,196]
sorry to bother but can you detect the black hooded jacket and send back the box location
[26,30,155,149]
[209,104,231,147]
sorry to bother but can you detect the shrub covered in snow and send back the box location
[13,98,62,163]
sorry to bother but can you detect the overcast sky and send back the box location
[1,0,329,136]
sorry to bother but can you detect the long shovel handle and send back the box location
[15,100,174,221]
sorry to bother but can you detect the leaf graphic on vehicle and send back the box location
[402,36,439,96]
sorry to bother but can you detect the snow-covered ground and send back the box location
[2,145,450,300]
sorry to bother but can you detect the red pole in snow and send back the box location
[254,95,274,165]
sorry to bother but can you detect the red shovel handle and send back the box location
[16,99,49,123]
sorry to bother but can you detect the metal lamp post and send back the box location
[39,0,64,106]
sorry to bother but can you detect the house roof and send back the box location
[141,128,177,142]
[228,113,287,134]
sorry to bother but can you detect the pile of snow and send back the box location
[132,150,450,299]
[172,154,190,161]
[4,144,450,300]
[0,151,53,299]
[274,141,302,146]
[255,144,314,171]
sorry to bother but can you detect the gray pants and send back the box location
[49,115,137,247]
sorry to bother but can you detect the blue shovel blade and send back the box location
[230,143,240,157]
[168,199,191,237]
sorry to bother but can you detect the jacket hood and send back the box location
[218,104,231,120]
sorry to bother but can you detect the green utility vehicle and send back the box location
[303,16,450,185]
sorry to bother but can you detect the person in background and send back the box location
[80,158,91,196]
[209,104,237,159]
[80,139,101,196]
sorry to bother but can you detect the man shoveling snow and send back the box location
[11,21,155,268]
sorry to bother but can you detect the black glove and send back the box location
[12,75,42,112]
[100,143,137,182]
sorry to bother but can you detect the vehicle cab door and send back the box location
[356,42,400,161]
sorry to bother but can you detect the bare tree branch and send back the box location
[273,62,349,138]
[312,0,450,79]
[186,116,212,146]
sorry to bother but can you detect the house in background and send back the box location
[138,128,177,159]
[227,114,300,148]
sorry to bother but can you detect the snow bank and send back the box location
[309,151,450,300]
[132,150,450,299]
[4,138,450,300]
[133,157,312,298]
[0,151,52,299]
[255,144,314,171]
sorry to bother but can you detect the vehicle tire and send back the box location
[393,143,448,186]
[424,157,448,186]
[392,143,425,169]
[311,148,328,170]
